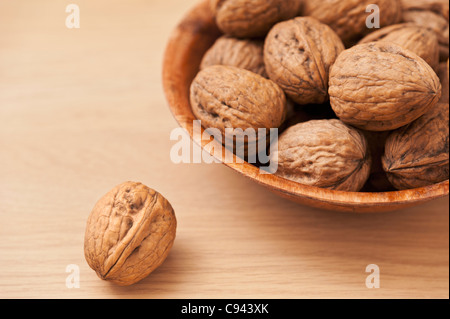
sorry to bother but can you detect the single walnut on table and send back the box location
[269,119,371,192]
[329,42,442,131]
[383,102,449,190]
[401,0,449,61]
[264,17,345,105]
[358,23,440,71]
[200,36,266,77]
[210,0,302,38]
[84,182,177,286]
[302,0,402,46]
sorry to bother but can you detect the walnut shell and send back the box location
[358,23,440,71]
[302,0,402,46]
[84,182,177,286]
[210,0,302,38]
[270,119,371,192]
[264,17,345,105]
[200,36,266,77]
[400,0,449,18]
[401,0,449,61]
[190,65,287,136]
[382,102,449,190]
[329,42,442,131]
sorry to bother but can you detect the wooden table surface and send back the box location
[0,0,448,299]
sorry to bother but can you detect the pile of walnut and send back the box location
[190,0,449,192]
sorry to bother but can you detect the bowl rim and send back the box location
[162,0,449,209]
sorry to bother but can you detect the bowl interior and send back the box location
[162,0,449,213]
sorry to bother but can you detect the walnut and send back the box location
[382,102,449,190]
[302,0,402,46]
[329,42,442,131]
[358,23,440,71]
[200,36,266,77]
[190,65,287,153]
[210,0,302,38]
[264,17,345,105]
[84,182,177,286]
[401,0,449,61]
[270,119,371,192]
[438,60,449,103]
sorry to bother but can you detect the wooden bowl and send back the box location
[162,0,449,213]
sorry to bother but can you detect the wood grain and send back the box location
[0,0,448,299]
